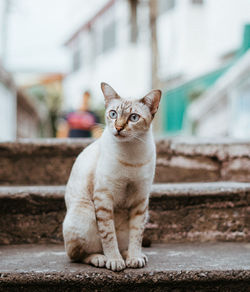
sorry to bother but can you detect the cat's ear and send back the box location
[140,89,162,117]
[101,82,120,107]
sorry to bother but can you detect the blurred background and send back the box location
[0,0,250,141]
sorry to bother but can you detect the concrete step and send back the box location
[0,182,249,245]
[0,243,249,291]
[0,138,250,185]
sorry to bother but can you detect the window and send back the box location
[102,20,116,53]
[158,0,175,15]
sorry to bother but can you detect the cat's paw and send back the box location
[84,254,107,268]
[106,258,126,271]
[126,253,148,268]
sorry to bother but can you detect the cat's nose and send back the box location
[115,125,123,132]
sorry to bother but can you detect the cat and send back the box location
[63,82,161,271]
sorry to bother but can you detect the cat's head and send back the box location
[101,82,161,142]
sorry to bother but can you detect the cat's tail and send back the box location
[64,237,87,262]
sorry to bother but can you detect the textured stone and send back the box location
[146,182,250,243]
[0,186,65,244]
[0,182,249,245]
[0,138,250,185]
[155,155,220,182]
[0,139,91,185]
[222,158,250,182]
[0,243,249,291]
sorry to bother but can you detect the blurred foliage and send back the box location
[26,81,63,137]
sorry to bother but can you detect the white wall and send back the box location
[158,0,250,80]
[63,44,151,110]
[65,0,109,38]
[230,78,250,138]
[63,0,151,110]
[0,83,16,141]
[195,100,230,137]
[187,50,250,138]
[0,0,6,61]
[63,0,250,113]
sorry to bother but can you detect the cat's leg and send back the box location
[126,196,149,268]
[93,189,126,271]
[115,210,129,255]
[63,201,105,267]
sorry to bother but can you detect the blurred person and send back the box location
[59,91,102,138]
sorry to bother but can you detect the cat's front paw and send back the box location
[85,254,107,268]
[126,253,148,268]
[106,258,126,271]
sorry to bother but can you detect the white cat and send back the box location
[63,82,161,271]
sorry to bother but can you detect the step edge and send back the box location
[0,269,249,284]
[0,182,250,199]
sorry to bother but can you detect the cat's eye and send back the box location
[129,113,140,122]
[109,110,117,119]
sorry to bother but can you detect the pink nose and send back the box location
[115,125,123,132]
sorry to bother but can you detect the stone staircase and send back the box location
[0,138,250,291]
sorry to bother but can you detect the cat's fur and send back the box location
[63,83,161,271]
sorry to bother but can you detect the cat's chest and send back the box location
[104,156,155,180]
[113,180,145,209]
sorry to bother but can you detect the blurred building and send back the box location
[0,1,40,141]
[63,0,250,138]
[159,0,250,135]
[187,42,250,138]
[158,0,250,84]
[0,65,16,140]
[0,65,40,141]
[63,0,151,110]
[0,0,8,63]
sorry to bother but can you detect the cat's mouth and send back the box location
[114,132,126,138]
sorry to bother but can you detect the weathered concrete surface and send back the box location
[0,243,249,291]
[0,186,65,245]
[0,139,91,186]
[0,182,249,245]
[155,138,250,183]
[147,182,250,243]
[1,138,250,185]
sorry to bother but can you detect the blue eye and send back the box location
[129,113,140,122]
[109,110,117,119]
